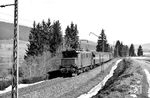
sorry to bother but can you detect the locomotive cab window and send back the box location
[62,50,78,58]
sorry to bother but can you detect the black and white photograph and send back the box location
[0,0,150,98]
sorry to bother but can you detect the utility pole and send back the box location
[13,0,19,98]
[0,0,19,98]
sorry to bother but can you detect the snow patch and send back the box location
[131,57,150,60]
[78,59,122,98]
[0,80,45,95]
[130,94,137,98]
[144,69,150,97]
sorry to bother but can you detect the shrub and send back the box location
[0,80,12,90]
[21,75,47,84]
[22,51,62,79]
[22,52,52,78]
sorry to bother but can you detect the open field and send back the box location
[0,21,30,41]
[0,40,28,66]
[0,40,28,78]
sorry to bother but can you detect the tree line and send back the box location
[25,19,79,59]
[96,29,111,52]
[114,40,143,57]
[95,29,143,57]
[25,19,143,59]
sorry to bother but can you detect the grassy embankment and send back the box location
[92,58,148,98]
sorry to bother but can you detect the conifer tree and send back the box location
[124,45,129,56]
[25,19,63,58]
[50,20,63,54]
[64,22,79,50]
[65,26,71,49]
[96,36,102,52]
[25,21,41,58]
[114,40,129,57]
[137,45,143,56]
[41,20,51,52]
[36,23,43,54]
[129,44,136,56]
[114,40,120,57]
[119,42,123,57]
[96,29,109,52]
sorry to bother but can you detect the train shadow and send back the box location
[47,70,74,79]
[47,70,63,79]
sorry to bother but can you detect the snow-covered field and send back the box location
[77,59,122,98]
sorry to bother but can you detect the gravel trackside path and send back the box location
[0,58,119,98]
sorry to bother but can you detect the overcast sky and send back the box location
[0,0,150,45]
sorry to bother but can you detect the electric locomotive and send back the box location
[59,50,113,76]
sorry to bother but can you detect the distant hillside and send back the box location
[0,39,96,51]
[0,21,31,41]
[142,43,150,52]
[134,43,150,52]
[0,21,97,50]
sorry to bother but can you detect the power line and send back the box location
[0,4,14,7]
